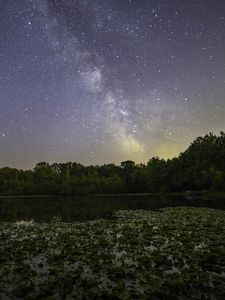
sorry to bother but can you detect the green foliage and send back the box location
[0,132,225,195]
[1,208,225,299]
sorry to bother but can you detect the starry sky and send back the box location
[0,0,225,169]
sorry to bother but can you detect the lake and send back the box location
[1,194,225,222]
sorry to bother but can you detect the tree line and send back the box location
[0,132,225,196]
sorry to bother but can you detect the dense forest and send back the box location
[0,132,225,196]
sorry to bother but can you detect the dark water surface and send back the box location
[1,194,225,222]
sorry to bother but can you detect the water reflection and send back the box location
[0,194,225,222]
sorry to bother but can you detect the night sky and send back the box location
[1,0,225,169]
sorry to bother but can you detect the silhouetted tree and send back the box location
[0,132,224,195]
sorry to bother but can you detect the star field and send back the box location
[0,0,225,169]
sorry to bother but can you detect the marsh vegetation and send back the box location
[1,207,225,299]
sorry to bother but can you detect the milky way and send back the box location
[0,0,225,169]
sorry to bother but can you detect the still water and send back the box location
[0,194,225,222]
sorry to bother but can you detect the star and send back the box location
[0,0,224,169]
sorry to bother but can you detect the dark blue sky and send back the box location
[0,0,225,169]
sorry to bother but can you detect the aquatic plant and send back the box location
[1,207,225,299]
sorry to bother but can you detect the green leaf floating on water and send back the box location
[1,207,225,299]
